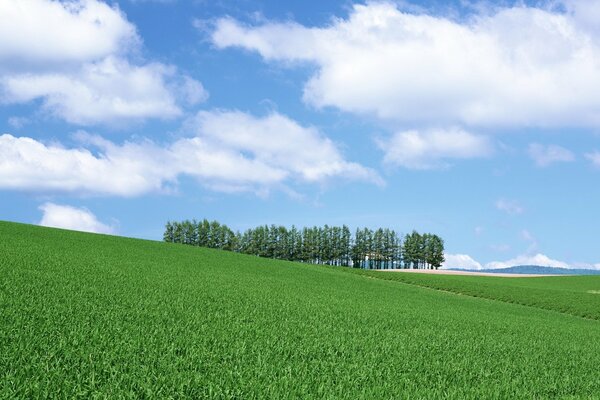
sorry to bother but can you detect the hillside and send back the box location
[1,221,600,398]
[360,269,600,320]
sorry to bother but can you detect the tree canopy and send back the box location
[164,219,445,269]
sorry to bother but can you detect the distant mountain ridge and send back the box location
[451,265,600,275]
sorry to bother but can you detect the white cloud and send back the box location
[563,0,600,37]
[2,57,183,125]
[191,110,382,184]
[495,198,524,215]
[177,76,209,106]
[528,143,574,167]
[0,0,138,66]
[0,111,380,196]
[585,151,600,167]
[485,253,570,269]
[0,133,176,196]
[38,202,114,234]
[442,253,483,270]
[212,2,600,128]
[378,128,492,169]
[445,252,600,270]
[0,0,205,125]
[571,262,600,270]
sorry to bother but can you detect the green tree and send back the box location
[163,221,174,242]
[164,219,443,271]
[341,225,351,267]
[197,219,210,247]
[428,234,445,269]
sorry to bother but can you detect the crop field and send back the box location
[353,269,600,320]
[1,221,600,398]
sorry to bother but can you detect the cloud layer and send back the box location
[213,2,600,128]
[0,110,380,196]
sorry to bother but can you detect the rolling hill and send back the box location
[1,221,600,398]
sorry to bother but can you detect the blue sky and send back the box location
[2,0,600,269]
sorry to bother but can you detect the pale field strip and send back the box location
[377,269,568,278]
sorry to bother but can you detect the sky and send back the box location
[2,0,600,270]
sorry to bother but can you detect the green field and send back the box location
[1,221,600,398]
[352,269,600,320]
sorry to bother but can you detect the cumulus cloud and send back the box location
[442,253,483,270]
[0,0,137,66]
[378,128,492,169]
[212,2,600,128]
[2,57,185,125]
[191,110,382,184]
[0,0,205,125]
[0,110,380,196]
[445,252,600,270]
[528,143,575,167]
[39,203,114,234]
[0,133,175,196]
[495,198,524,215]
[485,253,570,269]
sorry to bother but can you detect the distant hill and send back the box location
[451,265,600,275]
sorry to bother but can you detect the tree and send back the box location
[363,228,374,269]
[273,225,288,259]
[197,219,210,247]
[341,225,351,267]
[403,231,423,269]
[393,232,403,269]
[288,225,301,261]
[172,222,183,244]
[163,221,174,243]
[351,228,363,268]
[185,219,198,246]
[222,226,237,251]
[428,235,445,269]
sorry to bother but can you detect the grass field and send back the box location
[351,269,600,320]
[1,221,600,398]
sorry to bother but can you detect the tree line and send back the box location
[164,219,445,269]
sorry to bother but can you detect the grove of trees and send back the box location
[164,219,445,270]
